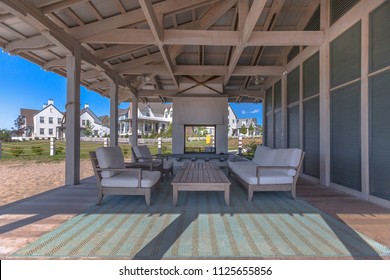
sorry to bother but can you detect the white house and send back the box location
[118,103,173,136]
[20,100,109,139]
[80,104,110,137]
[32,99,63,139]
[228,105,238,137]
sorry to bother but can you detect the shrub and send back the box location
[10,146,23,157]
[243,141,258,156]
[55,146,64,155]
[122,147,129,155]
[34,137,39,140]
[31,145,44,155]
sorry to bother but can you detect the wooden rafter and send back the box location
[223,0,267,85]
[81,29,324,46]
[68,0,215,39]
[139,0,179,88]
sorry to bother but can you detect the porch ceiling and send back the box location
[0,0,321,103]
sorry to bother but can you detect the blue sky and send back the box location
[0,51,262,130]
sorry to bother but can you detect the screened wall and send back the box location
[261,0,390,205]
[368,1,390,200]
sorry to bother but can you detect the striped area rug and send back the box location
[14,180,390,259]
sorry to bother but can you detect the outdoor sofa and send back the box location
[228,145,304,201]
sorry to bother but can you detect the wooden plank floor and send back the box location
[0,176,389,259]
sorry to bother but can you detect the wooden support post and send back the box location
[104,138,109,147]
[65,47,81,186]
[281,73,288,148]
[361,13,369,200]
[131,98,138,148]
[50,137,55,156]
[0,141,2,159]
[109,81,118,147]
[319,0,331,186]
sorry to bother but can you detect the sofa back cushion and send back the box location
[96,146,125,178]
[272,148,302,176]
[252,145,275,166]
[133,145,152,162]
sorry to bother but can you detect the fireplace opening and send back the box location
[184,125,216,153]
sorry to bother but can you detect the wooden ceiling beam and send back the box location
[119,64,284,76]
[139,0,178,88]
[94,44,149,61]
[4,34,52,53]
[224,0,267,85]
[82,29,324,47]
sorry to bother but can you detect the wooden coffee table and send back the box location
[171,162,231,206]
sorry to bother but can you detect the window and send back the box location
[40,128,44,135]
[49,117,53,124]
[184,125,216,154]
[58,118,62,124]
[86,120,90,126]
[49,128,53,135]
[40,116,44,123]
[82,120,86,126]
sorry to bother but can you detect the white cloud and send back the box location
[242,109,260,115]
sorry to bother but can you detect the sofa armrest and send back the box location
[256,165,298,182]
[97,167,143,187]
[125,161,154,171]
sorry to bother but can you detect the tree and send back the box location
[240,123,247,136]
[84,121,95,137]
[0,129,10,141]
[163,123,172,138]
[248,123,255,137]
[12,115,26,136]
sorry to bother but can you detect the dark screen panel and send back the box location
[287,67,300,105]
[303,52,320,99]
[303,97,320,178]
[369,71,390,200]
[369,1,390,72]
[288,105,300,148]
[331,82,361,191]
[330,22,361,88]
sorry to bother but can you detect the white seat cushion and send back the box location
[252,145,275,166]
[96,147,125,178]
[228,161,257,174]
[163,158,173,169]
[237,168,294,185]
[101,170,160,188]
[133,145,152,162]
[272,148,302,176]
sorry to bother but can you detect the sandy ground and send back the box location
[0,159,94,206]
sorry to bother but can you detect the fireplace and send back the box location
[184,125,216,154]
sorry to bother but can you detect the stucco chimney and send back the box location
[84,103,89,108]
[48,99,54,105]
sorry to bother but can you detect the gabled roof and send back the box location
[32,104,63,118]
[20,108,39,127]
[138,103,172,118]
[80,107,102,125]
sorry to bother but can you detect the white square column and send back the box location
[110,81,118,147]
[131,98,138,149]
[65,47,81,186]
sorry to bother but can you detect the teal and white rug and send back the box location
[14,181,390,259]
